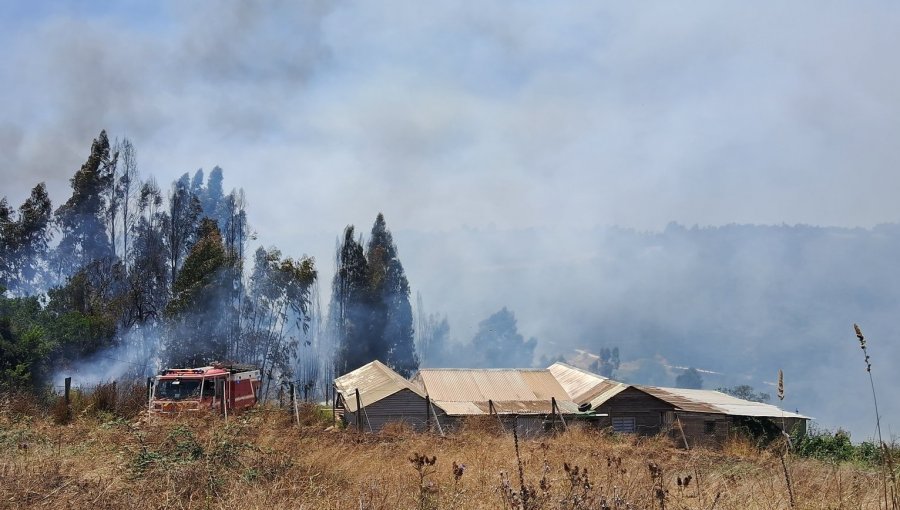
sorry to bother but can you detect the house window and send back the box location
[662,411,675,425]
[704,421,716,434]
[612,417,636,433]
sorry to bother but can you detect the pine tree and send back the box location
[163,218,230,367]
[590,347,621,378]
[203,166,225,222]
[471,307,536,368]
[367,213,418,377]
[55,130,118,274]
[675,367,703,389]
[330,226,370,375]
[0,198,13,290]
[0,184,53,294]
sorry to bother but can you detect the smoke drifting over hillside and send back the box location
[396,224,900,438]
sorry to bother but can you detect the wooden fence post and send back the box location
[64,377,71,405]
[550,397,557,429]
[355,388,362,434]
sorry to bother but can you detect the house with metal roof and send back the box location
[333,360,447,433]
[548,362,810,448]
[332,360,809,444]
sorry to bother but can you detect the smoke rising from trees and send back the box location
[2,2,900,441]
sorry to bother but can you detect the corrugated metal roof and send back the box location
[432,401,483,416]
[414,368,577,416]
[415,368,571,402]
[640,387,810,419]
[334,360,425,412]
[432,399,582,416]
[583,380,631,409]
[547,362,609,402]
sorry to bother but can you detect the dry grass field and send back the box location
[0,394,889,510]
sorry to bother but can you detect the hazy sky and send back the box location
[4,1,900,439]
[2,0,900,250]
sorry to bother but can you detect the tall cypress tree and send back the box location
[330,226,370,375]
[367,213,418,377]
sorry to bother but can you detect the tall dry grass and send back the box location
[0,400,891,509]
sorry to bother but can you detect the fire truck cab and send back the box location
[149,363,261,415]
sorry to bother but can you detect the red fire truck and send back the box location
[149,363,261,416]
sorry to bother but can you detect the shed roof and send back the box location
[414,368,571,402]
[334,360,426,412]
[413,368,578,416]
[582,380,632,409]
[546,363,809,420]
[547,362,608,403]
[637,386,811,419]
[432,399,582,416]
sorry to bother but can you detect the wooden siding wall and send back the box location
[435,414,564,437]
[595,387,675,436]
[674,413,732,448]
[345,389,432,432]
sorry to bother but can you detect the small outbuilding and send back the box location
[333,360,446,432]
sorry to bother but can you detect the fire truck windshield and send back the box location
[155,379,202,400]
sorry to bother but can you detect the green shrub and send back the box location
[793,426,898,466]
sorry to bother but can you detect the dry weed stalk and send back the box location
[777,368,795,508]
[853,323,898,509]
[409,452,439,510]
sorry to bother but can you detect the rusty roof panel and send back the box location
[584,380,631,409]
[635,386,810,419]
[637,386,720,413]
[433,399,582,416]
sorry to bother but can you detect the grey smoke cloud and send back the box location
[2,1,899,232]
